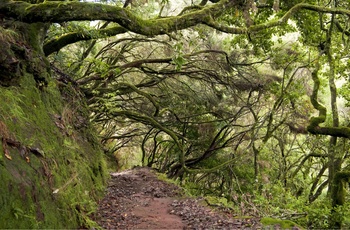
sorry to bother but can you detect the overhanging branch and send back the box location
[3,1,350,54]
[44,26,128,56]
[307,57,350,138]
[111,109,186,169]
[0,0,236,36]
[205,3,350,34]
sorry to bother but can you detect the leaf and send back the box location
[5,153,12,160]
[235,9,240,17]
[172,56,186,71]
[4,148,12,160]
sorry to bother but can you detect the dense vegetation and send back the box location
[2,0,350,228]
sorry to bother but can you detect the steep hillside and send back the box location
[0,70,107,228]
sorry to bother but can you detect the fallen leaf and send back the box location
[4,148,12,160]
[5,153,12,160]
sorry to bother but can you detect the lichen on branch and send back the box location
[3,1,350,55]
[307,61,327,131]
[307,59,350,138]
[44,26,128,56]
[0,0,235,36]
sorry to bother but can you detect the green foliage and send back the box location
[251,182,306,216]
[261,217,302,229]
[172,42,186,71]
[251,183,350,229]
[297,199,350,229]
[334,204,350,228]
[204,195,233,209]
[339,81,350,107]
[304,199,332,229]
[156,171,182,189]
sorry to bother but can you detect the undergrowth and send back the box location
[173,177,350,229]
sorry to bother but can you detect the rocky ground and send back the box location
[92,167,262,229]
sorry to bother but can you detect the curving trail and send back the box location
[92,167,261,229]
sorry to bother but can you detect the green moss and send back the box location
[234,216,253,219]
[156,171,177,184]
[261,217,304,229]
[0,72,107,228]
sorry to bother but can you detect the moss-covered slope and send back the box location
[0,72,107,228]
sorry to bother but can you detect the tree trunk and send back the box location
[326,10,343,228]
[0,19,50,86]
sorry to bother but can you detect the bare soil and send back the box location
[92,167,261,229]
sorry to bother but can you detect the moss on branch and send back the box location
[0,0,236,36]
[204,3,350,34]
[307,60,350,138]
[44,26,127,56]
[3,1,350,53]
[308,126,350,138]
[307,61,326,130]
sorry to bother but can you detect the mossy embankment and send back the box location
[0,71,107,228]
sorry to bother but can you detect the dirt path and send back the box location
[92,167,261,229]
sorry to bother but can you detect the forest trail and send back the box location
[92,167,262,229]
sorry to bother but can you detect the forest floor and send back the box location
[92,167,263,229]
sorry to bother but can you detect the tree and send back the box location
[2,0,350,228]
